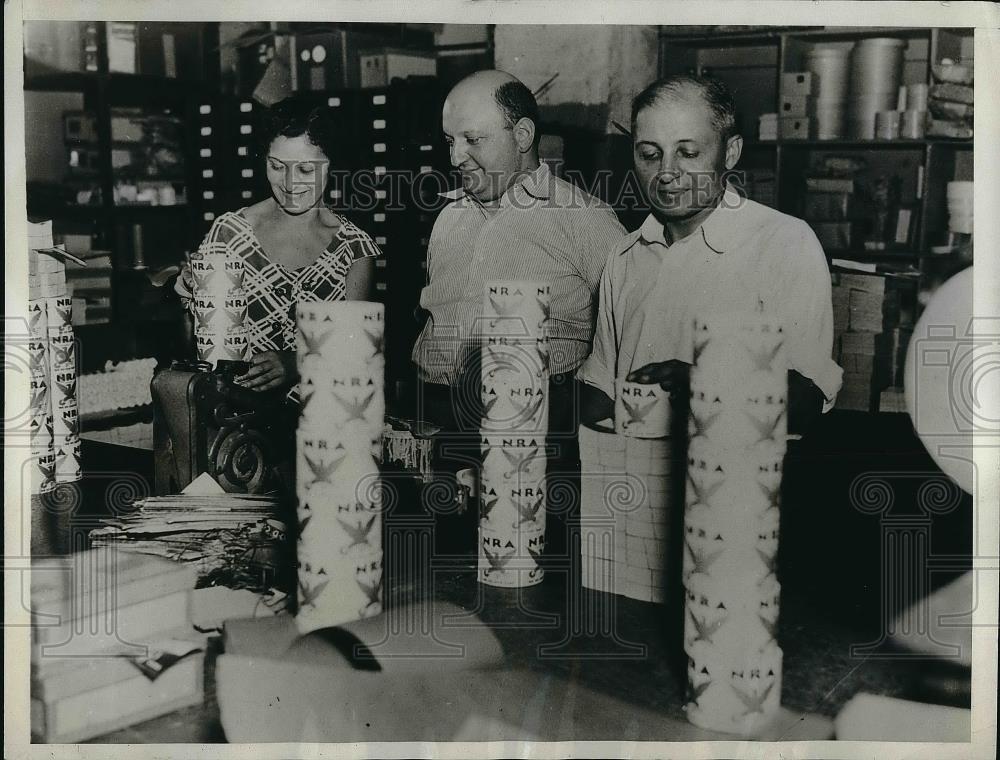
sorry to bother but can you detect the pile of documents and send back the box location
[89,475,290,593]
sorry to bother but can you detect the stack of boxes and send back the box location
[777,71,814,140]
[831,272,908,412]
[928,59,973,139]
[30,550,202,743]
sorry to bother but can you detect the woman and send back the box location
[177,95,379,393]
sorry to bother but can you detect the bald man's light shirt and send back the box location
[578,187,843,408]
[413,162,626,384]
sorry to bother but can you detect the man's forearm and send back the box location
[788,370,825,436]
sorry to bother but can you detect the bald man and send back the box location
[412,70,625,557]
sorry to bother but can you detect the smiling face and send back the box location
[266,134,331,214]
[633,91,741,226]
[442,85,528,203]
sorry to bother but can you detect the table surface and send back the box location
[68,410,972,743]
[83,564,932,744]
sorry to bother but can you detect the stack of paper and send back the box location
[30,549,204,743]
[89,478,289,594]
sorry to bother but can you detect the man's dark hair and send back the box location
[630,74,738,144]
[257,95,339,165]
[494,80,541,148]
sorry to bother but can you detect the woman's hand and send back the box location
[174,258,194,301]
[237,351,297,392]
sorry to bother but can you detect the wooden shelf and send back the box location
[660,25,932,45]
[755,138,973,149]
[23,71,99,93]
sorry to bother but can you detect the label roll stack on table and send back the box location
[478,280,552,588]
[682,313,788,736]
[189,248,250,366]
[295,301,386,633]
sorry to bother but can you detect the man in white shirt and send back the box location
[579,74,842,429]
[413,70,625,556]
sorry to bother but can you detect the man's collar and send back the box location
[633,186,745,254]
[438,162,552,205]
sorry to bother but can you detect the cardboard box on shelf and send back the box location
[780,95,810,118]
[779,116,810,140]
[360,48,437,89]
[781,71,813,96]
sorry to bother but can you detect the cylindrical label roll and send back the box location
[615,379,672,439]
[478,522,545,588]
[195,328,251,364]
[34,450,57,494]
[299,373,385,436]
[683,312,788,734]
[685,640,783,735]
[480,340,549,433]
[46,296,73,330]
[295,303,385,634]
[297,547,383,633]
[28,300,48,339]
[481,280,551,339]
[30,371,50,420]
[190,251,245,295]
[295,431,383,633]
[480,434,547,489]
[54,434,82,483]
[49,362,78,437]
[296,301,385,375]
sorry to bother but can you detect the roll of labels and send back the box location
[190,250,251,365]
[295,301,386,633]
[28,221,82,493]
[682,313,788,735]
[478,280,552,588]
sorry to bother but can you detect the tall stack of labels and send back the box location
[295,301,385,633]
[27,221,81,493]
[683,314,787,736]
[848,38,906,140]
[805,45,852,139]
[478,280,551,587]
[189,249,250,365]
[578,426,679,603]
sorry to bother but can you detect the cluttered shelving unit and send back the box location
[659,26,975,412]
[23,22,223,445]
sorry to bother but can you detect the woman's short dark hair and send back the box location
[631,74,738,144]
[494,80,541,148]
[257,95,339,165]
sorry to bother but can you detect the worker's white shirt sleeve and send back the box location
[769,220,844,411]
[576,248,621,401]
